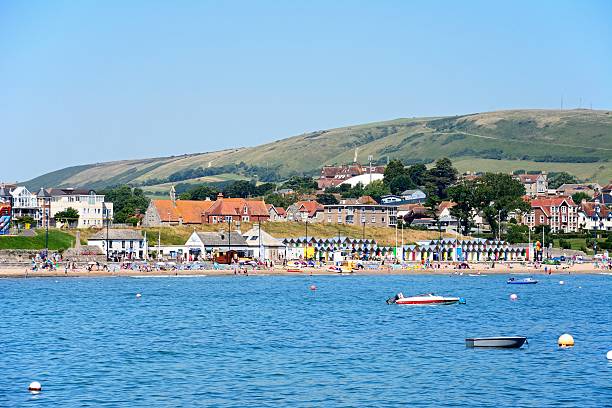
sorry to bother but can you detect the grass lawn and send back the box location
[0,230,76,251]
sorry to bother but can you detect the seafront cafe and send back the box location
[403,239,529,262]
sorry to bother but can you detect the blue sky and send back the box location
[1,0,611,181]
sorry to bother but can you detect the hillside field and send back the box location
[24,109,612,190]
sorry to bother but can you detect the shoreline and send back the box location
[1,263,610,279]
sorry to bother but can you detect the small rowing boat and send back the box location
[466,336,527,348]
[386,292,465,305]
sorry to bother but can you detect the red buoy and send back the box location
[309,284,317,291]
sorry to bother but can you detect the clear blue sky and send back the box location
[1,0,610,181]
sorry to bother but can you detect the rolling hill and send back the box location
[25,109,612,191]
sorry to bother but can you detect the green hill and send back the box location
[25,109,612,190]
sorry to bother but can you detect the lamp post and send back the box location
[593,201,601,256]
[103,203,109,262]
[258,221,262,261]
[305,219,308,260]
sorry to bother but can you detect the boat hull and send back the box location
[396,297,460,305]
[466,336,527,348]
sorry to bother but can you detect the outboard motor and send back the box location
[386,292,404,304]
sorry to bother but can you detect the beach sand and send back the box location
[1,263,608,279]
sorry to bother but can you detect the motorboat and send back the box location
[466,336,527,348]
[386,292,465,305]
[507,277,538,284]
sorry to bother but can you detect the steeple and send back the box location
[170,185,176,207]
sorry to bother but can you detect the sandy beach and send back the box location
[1,262,609,279]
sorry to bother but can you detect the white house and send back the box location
[88,229,148,260]
[242,226,286,261]
[46,188,113,228]
[578,200,612,231]
[185,231,250,261]
[10,186,41,223]
[339,173,384,187]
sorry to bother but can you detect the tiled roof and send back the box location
[195,231,248,247]
[152,199,215,224]
[580,202,610,217]
[276,207,286,215]
[296,201,323,216]
[205,197,268,217]
[517,174,542,183]
[89,229,144,240]
[46,188,97,196]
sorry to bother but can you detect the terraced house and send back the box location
[321,196,397,227]
[522,196,579,233]
[203,193,268,224]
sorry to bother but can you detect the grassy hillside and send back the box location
[25,109,612,190]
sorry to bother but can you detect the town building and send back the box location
[577,200,612,231]
[45,188,112,228]
[9,186,41,225]
[285,201,324,222]
[521,196,579,233]
[184,231,250,262]
[242,226,286,260]
[318,163,386,189]
[320,196,397,227]
[556,183,599,198]
[514,173,548,196]
[267,204,286,222]
[87,229,148,260]
[203,193,268,224]
[381,189,426,205]
[143,198,215,226]
[339,173,385,187]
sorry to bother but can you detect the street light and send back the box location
[593,201,601,255]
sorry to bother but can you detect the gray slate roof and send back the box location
[195,232,248,247]
[89,229,145,240]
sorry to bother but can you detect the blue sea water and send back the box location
[0,274,610,407]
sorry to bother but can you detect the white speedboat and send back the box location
[386,292,465,305]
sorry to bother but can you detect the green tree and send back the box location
[407,163,428,186]
[548,172,578,189]
[281,176,317,193]
[383,159,407,187]
[447,180,482,235]
[362,180,390,202]
[506,224,529,244]
[316,193,339,205]
[54,207,80,228]
[254,183,277,197]
[571,192,590,204]
[477,173,530,236]
[15,215,36,228]
[424,158,458,199]
[223,180,257,198]
[389,174,416,195]
[179,185,220,201]
[424,193,442,237]
[264,193,297,209]
[100,185,150,223]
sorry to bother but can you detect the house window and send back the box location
[561,206,566,213]
[122,241,126,249]
[371,216,376,223]
[244,206,248,214]
[327,216,332,223]
[540,215,544,223]
[382,217,385,223]
[338,208,341,213]
[337,216,342,223]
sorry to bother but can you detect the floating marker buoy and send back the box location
[28,381,42,392]
[136,293,142,298]
[558,333,574,348]
[309,285,317,291]
[510,293,518,301]
[559,280,565,285]
[607,350,612,360]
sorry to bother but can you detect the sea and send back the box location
[0,273,610,407]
